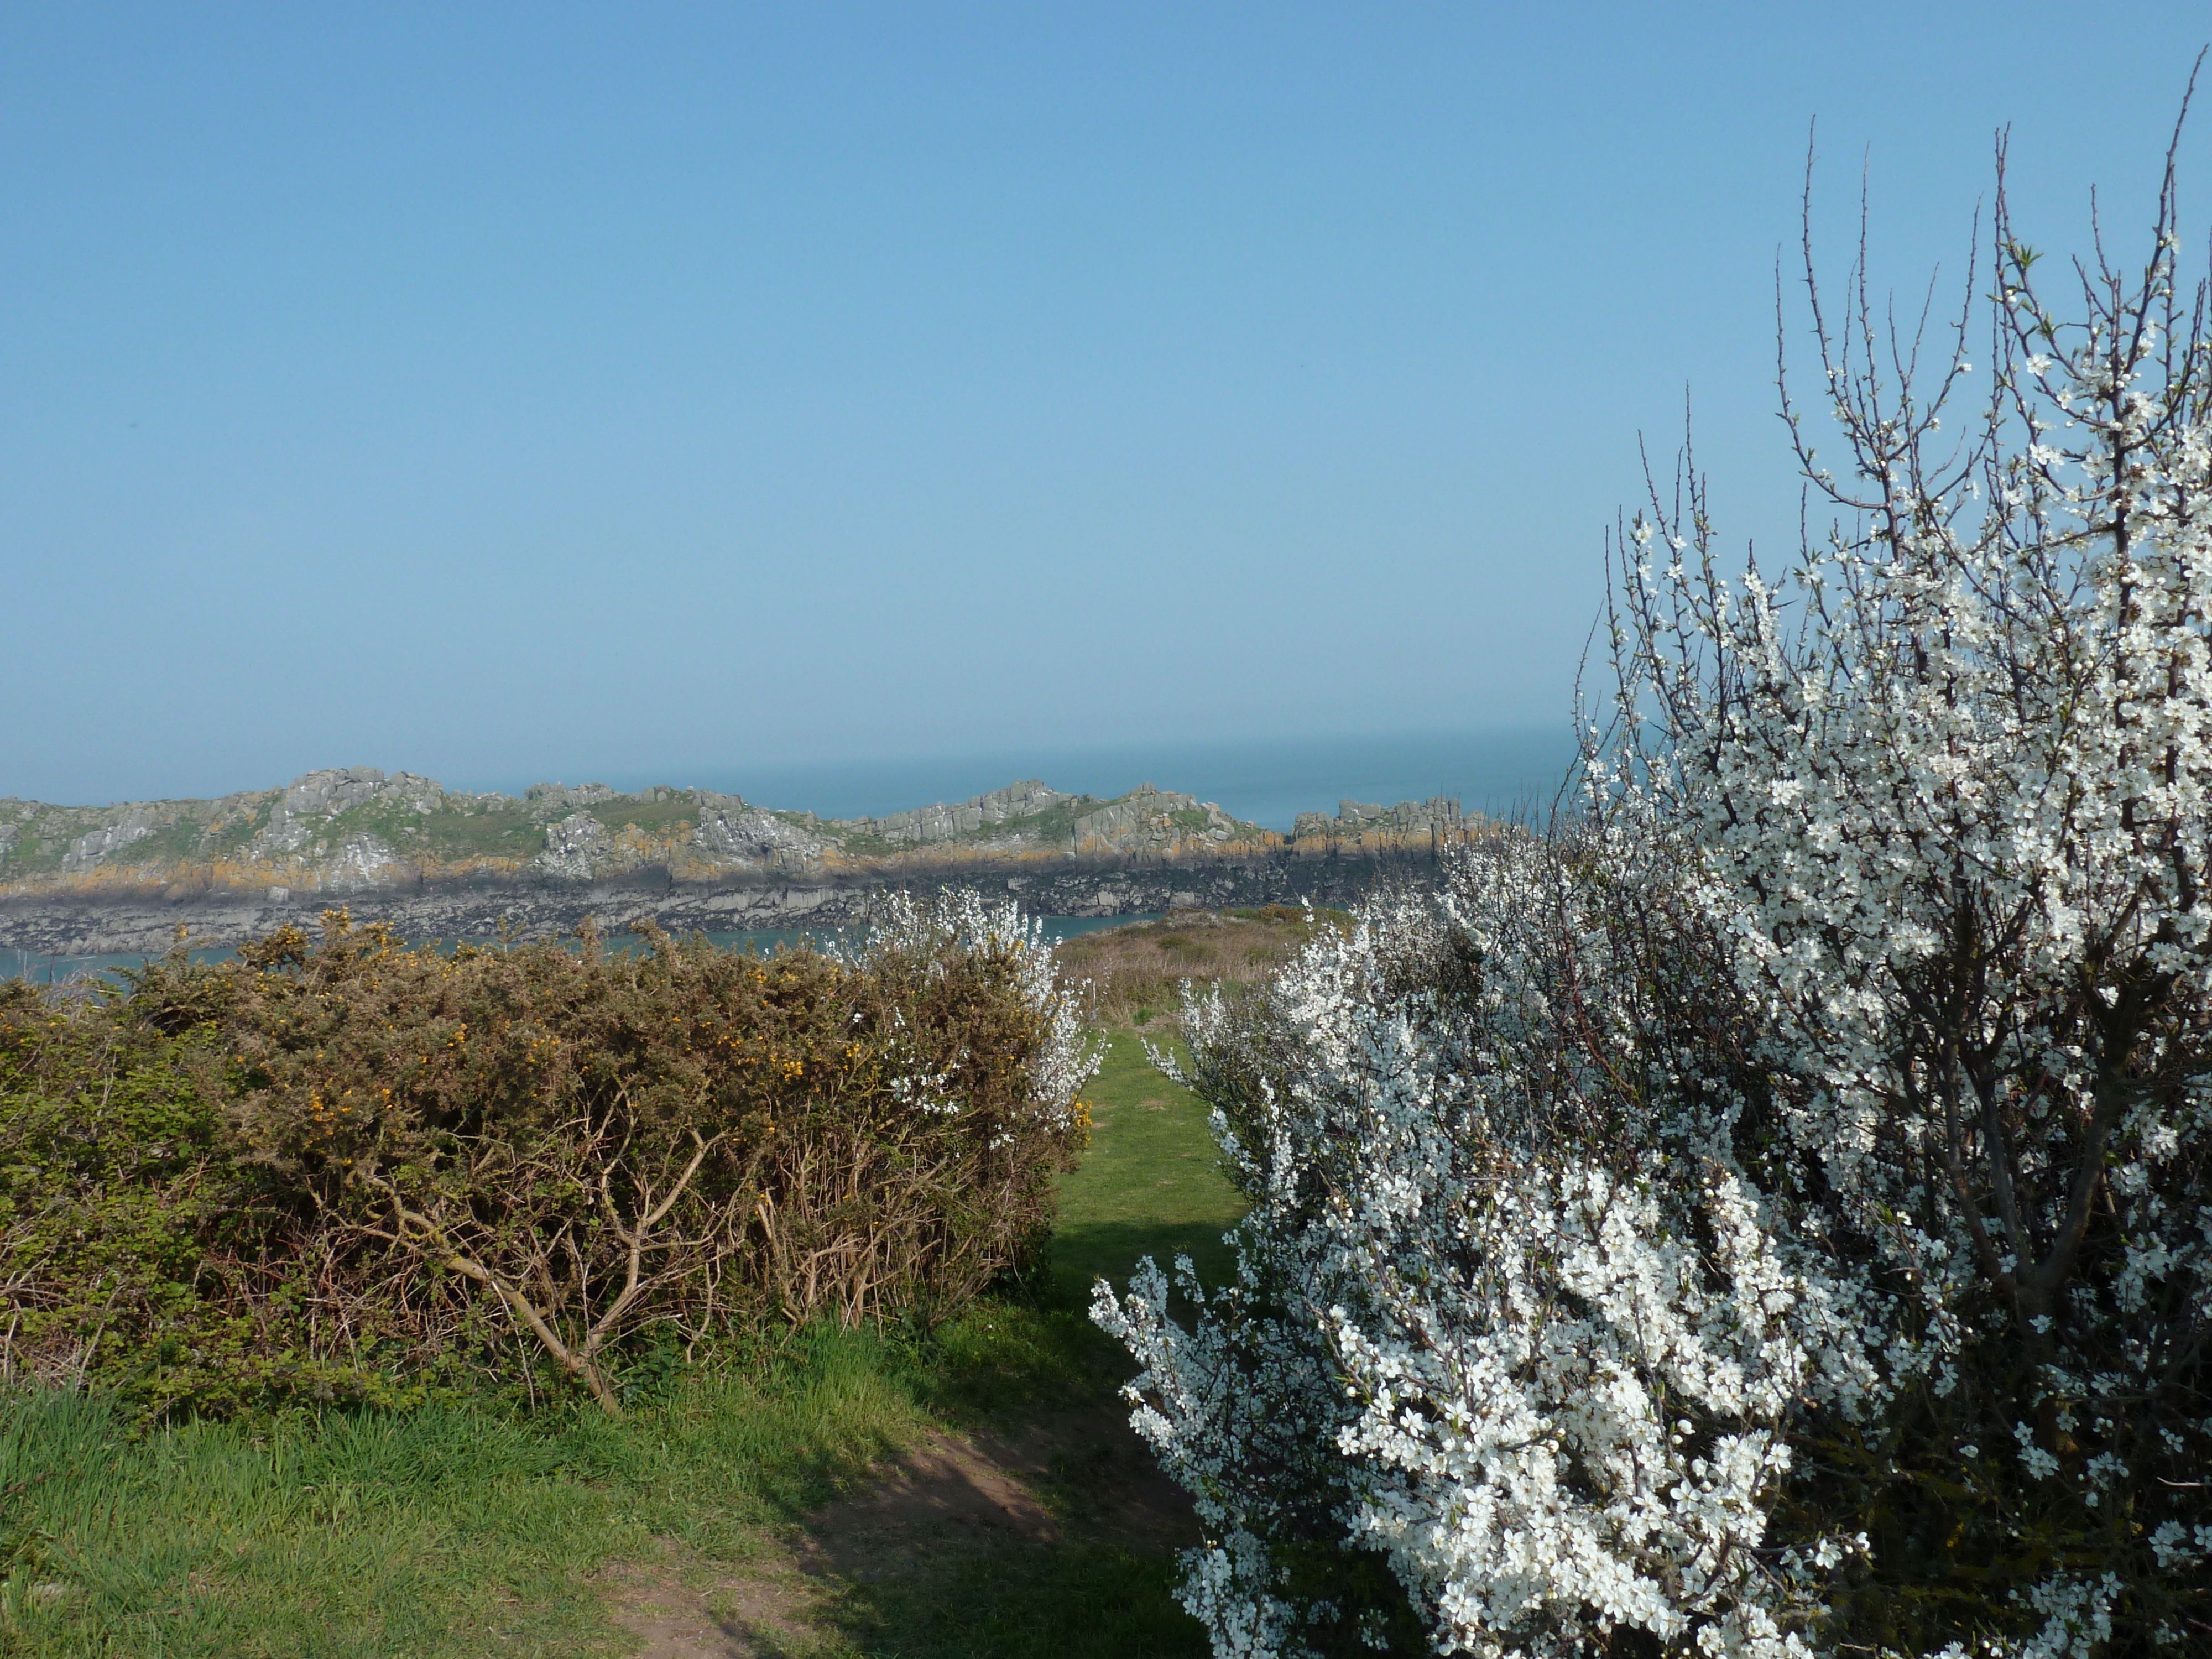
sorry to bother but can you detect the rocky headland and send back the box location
[0,768,1482,956]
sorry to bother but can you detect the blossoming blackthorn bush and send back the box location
[1097,100,2212,1658]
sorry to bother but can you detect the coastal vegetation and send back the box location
[1052,905,1349,1028]
[0,894,1094,1422]
[8,90,2208,1659]
[1093,114,2212,1657]
[0,913,1246,1657]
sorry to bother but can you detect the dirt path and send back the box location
[603,1396,1197,1658]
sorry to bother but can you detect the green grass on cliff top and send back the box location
[583,796,702,836]
[329,799,549,861]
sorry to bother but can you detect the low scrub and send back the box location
[1053,907,1343,1028]
[0,893,1097,1421]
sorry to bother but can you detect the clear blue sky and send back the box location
[4,3,2206,806]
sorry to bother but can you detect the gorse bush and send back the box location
[1095,105,2212,1658]
[0,892,1097,1420]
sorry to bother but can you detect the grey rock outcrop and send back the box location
[1,764,1497,961]
[1071,784,1243,852]
[525,782,618,818]
[258,768,446,854]
[1292,795,1465,842]
[837,779,1074,844]
[325,832,408,890]
[691,794,833,871]
[64,809,159,872]
[536,811,617,880]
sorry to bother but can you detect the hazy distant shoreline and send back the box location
[18,727,1575,836]
[0,747,1509,957]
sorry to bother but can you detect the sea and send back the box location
[3,724,1579,985]
[645,722,1578,831]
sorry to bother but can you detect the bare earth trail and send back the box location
[606,1406,1200,1657]
[598,1029,1240,1658]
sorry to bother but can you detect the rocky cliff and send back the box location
[0,768,1484,955]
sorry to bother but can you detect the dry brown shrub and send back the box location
[1,906,1081,1418]
[1051,905,1344,1029]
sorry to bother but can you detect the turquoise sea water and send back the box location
[1,913,1165,987]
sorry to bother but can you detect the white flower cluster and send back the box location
[1595,124,2212,1655]
[1097,837,1871,1656]
[1099,123,2212,1657]
[852,889,1101,1132]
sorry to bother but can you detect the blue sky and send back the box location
[4,3,2208,806]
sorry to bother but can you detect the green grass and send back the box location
[1,803,272,877]
[368,804,547,862]
[0,1313,1217,1658]
[1,829,68,875]
[1052,1030,1245,1305]
[109,820,205,866]
[945,799,1101,847]
[0,1031,1243,1657]
[583,797,701,836]
[21,806,274,872]
[0,1327,926,1656]
[807,799,1104,858]
[806,791,1264,856]
[892,1030,1247,1427]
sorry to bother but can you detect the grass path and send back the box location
[0,1029,1248,1658]
[1052,1027,1246,1305]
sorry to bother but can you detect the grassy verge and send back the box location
[0,1027,1246,1658]
[0,1326,920,1657]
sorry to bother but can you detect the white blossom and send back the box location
[1098,116,2212,1658]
